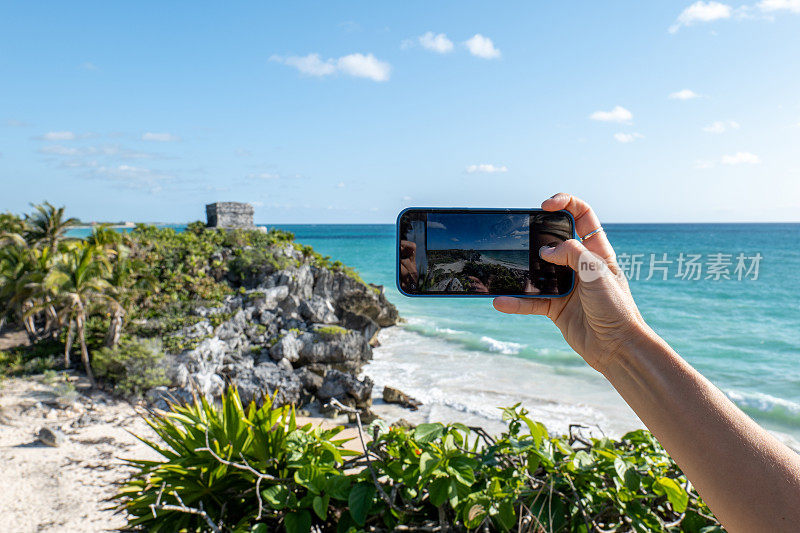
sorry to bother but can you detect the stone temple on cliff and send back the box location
[205,202,255,229]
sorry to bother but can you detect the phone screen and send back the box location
[397,209,575,297]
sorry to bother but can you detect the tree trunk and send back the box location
[77,314,96,387]
[45,301,60,338]
[104,308,124,348]
[23,315,36,342]
[0,315,6,333]
[64,320,75,369]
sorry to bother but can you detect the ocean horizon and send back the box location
[67,222,800,448]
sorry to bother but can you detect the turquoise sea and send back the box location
[68,223,800,445]
[277,223,800,446]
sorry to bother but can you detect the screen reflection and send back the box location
[398,210,573,296]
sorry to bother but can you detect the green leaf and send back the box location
[413,423,444,443]
[463,502,488,529]
[348,482,375,526]
[312,494,329,520]
[428,477,450,507]
[496,499,517,531]
[327,475,351,500]
[624,468,641,493]
[447,456,476,486]
[614,457,630,480]
[572,450,593,469]
[419,452,439,477]
[526,454,541,474]
[262,484,290,510]
[654,477,689,513]
[284,510,311,533]
[521,415,548,446]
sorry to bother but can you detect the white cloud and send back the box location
[466,164,508,174]
[337,53,391,81]
[275,53,337,76]
[669,1,732,33]
[589,106,633,123]
[721,152,760,165]
[142,132,180,142]
[428,221,447,230]
[247,172,280,180]
[271,52,391,82]
[669,89,702,100]
[614,132,644,143]
[6,119,29,127]
[464,34,501,59]
[758,0,800,12]
[39,145,81,155]
[40,131,76,141]
[81,62,98,70]
[703,120,740,133]
[418,32,454,53]
[336,181,346,188]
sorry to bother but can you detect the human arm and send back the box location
[493,193,800,533]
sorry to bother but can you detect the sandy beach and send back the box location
[0,373,367,533]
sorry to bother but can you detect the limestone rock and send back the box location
[296,330,372,372]
[295,367,324,393]
[299,295,339,324]
[232,362,303,407]
[316,369,373,408]
[382,386,422,411]
[339,311,379,343]
[269,331,302,363]
[37,426,65,447]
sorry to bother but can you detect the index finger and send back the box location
[541,193,615,261]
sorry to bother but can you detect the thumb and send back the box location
[539,239,587,271]
[540,239,609,282]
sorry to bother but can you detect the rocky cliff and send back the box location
[146,243,398,414]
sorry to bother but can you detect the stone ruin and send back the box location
[206,202,255,229]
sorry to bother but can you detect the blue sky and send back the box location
[427,213,530,250]
[1,1,799,223]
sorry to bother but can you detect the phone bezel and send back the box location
[395,207,576,298]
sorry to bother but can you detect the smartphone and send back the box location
[397,208,575,297]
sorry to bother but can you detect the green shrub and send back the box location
[228,248,296,285]
[114,388,721,532]
[0,340,62,377]
[93,338,168,397]
[314,325,347,338]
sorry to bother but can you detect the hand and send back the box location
[399,240,419,290]
[467,275,489,293]
[493,193,647,373]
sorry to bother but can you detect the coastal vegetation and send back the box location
[0,202,370,391]
[115,387,723,532]
[0,203,722,531]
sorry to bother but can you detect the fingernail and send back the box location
[540,245,555,256]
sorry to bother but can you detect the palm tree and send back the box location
[0,245,38,337]
[45,243,115,386]
[24,202,79,250]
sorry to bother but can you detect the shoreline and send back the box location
[365,325,800,453]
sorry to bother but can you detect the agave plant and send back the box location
[115,387,357,531]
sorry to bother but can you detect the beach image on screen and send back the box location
[422,213,531,294]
